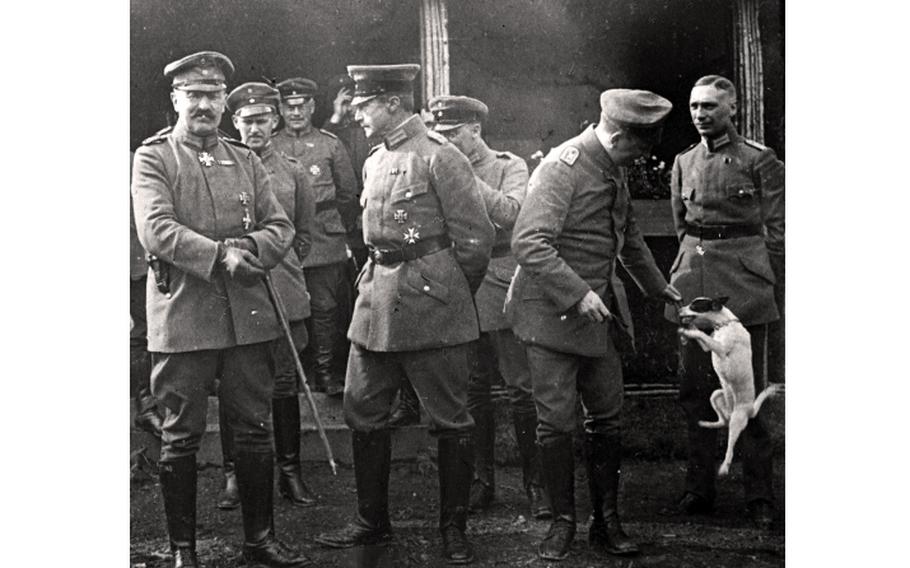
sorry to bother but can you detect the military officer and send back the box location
[508,89,682,561]
[315,64,495,565]
[429,94,550,520]
[273,76,358,396]
[664,75,784,530]
[131,51,308,568]
[214,82,319,511]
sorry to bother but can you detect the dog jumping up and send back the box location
[677,297,782,477]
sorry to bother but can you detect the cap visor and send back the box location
[173,83,225,93]
[235,105,275,118]
[351,94,379,107]
[432,122,464,132]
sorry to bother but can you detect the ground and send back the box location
[130,457,784,567]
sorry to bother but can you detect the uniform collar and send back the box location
[383,114,424,150]
[586,125,620,175]
[468,139,494,166]
[281,124,315,139]
[257,142,275,161]
[701,127,740,152]
[173,122,219,151]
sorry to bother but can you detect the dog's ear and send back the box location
[712,296,729,310]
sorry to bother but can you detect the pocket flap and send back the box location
[391,182,429,204]
[739,251,776,284]
[406,268,450,304]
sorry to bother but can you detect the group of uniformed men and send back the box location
[130,49,783,567]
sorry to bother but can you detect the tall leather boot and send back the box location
[273,396,317,507]
[217,404,240,510]
[158,455,199,568]
[311,311,343,397]
[538,436,576,561]
[584,433,639,556]
[438,436,475,564]
[315,430,393,548]
[468,403,495,513]
[513,411,551,519]
[235,451,309,567]
[389,380,421,427]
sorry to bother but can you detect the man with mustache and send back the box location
[131,51,308,568]
[663,75,785,530]
[273,77,358,397]
[212,82,319,511]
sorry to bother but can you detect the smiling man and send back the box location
[272,77,358,397]
[210,82,319,512]
[131,52,308,568]
[664,75,785,530]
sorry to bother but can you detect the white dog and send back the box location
[677,297,782,477]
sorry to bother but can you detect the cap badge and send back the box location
[198,152,216,167]
[309,164,321,176]
[403,227,420,244]
[394,209,408,224]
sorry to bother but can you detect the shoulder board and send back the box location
[743,138,768,151]
[678,141,699,156]
[220,136,249,149]
[141,126,172,146]
[559,146,580,166]
[426,130,447,144]
[318,128,339,140]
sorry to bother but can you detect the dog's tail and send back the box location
[751,383,784,417]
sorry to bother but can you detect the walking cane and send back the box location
[263,271,338,475]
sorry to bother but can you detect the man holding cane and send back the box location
[131,51,308,568]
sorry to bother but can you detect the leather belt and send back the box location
[685,222,762,240]
[369,235,451,265]
[315,199,339,214]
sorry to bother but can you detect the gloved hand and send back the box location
[219,245,265,286]
[223,237,258,255]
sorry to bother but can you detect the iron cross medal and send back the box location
[198,152,215,167]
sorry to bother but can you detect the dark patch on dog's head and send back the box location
[678,296,729,327]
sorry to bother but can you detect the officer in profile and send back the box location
[273,76,358,397]
[429,94,549,520]
[508,89,682,562]
[131,51,308,568]
[213,82,318,511]
[664,75,784,530]
[315,64,494,565]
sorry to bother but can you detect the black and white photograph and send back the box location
[10,1,908,567]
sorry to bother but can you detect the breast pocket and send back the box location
[390,181,429,204]
[726,183,758,202]
[405,267,450,304]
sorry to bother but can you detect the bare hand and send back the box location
[331,87,352,122]
[661,284,683,303]
[576,290,612,323]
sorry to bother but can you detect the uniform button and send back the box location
[559,315,567,321]
[251,309,258,315]
[423,285,430,292]
[405,191,412,198]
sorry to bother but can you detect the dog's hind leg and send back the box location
[698,390,729,429]
[750,383,783,417]
[718,407,749,477]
